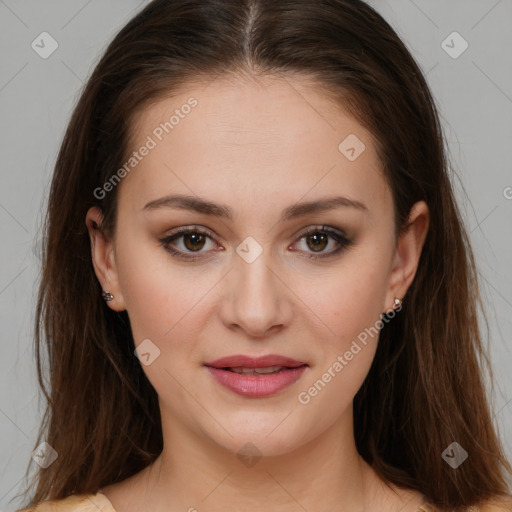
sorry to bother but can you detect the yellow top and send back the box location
[17,492,512,512]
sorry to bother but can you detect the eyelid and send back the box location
[158,225,220,261]
[294,224,349,240]
[290,225,353,259]
[164,224,217,239]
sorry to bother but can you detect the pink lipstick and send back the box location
[204,354,308,398]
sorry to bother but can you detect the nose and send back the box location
[219,248,293,338]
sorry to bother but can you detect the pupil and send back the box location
[184,233,205,251]
[307,233,327,252]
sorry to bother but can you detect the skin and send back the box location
[86,73,429,512]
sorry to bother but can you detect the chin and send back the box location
[203,417,307,461]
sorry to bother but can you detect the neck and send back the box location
[135,408,372,512]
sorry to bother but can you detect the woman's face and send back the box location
[87,74,428,458]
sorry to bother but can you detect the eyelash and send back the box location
[159,225,353,261]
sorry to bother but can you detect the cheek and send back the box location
[293,339,376,450]
[114,237,214,412]
[115,229,210,340]
[292,257,389,347]
[292,256,389,406]
[294,283,383,435]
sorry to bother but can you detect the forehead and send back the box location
[119,74,391,221]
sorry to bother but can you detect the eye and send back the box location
[159,226,220,261]
[291,225,353,259]
[159,224,353,262]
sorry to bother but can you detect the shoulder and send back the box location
[474,496,512,512]
[417,496,512,512]
[17,492,116,512]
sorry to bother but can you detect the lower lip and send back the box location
[205,366,308,397]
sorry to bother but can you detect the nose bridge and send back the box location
[221,237,291,336]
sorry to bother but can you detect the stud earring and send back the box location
[102,290,114,302]
[381,297,403,319]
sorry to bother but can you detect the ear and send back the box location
[384,200,430,313]
[85,206,126,311]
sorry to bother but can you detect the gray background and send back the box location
[1,0,511,509]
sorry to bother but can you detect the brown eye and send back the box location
[305,232,328,252]
[183,232,207,252]
[159,226,218,261]
[292,226,354,260]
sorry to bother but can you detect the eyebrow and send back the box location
[143,193,368,222]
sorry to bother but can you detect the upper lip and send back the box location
[204,354,307,369]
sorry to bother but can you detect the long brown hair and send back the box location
[17,0,512,510]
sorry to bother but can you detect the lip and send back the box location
[205,366,308,397]
[204,354,308,398]
[204,354,307,369]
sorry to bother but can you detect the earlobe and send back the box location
[85,207,126,311]
[385,201,430,311]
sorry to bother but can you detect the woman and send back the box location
[17,0,512,511]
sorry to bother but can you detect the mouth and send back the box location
[204,354,309,397]
[204,353,308,369]
[218,365,304,375]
